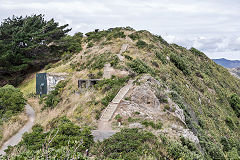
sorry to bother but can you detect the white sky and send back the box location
[0,0,240,60]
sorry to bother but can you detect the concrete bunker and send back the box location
[36,73,68,95]
[78,79,100,91]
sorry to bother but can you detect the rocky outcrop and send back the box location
[114,75,199,144]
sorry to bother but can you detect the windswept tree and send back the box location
[0,14,71,85]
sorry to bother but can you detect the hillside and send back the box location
[2,27,240,159]
[213,58,240,68]
[229,68,240,79]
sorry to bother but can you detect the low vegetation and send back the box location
[2,117,93,159]
[40,80,67,110]
[1,26,240,159]
[0,85,26,142]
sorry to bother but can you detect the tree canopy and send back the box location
[0,14,71,85]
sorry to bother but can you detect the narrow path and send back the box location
[92,80,133,141]
[0,104,35,155]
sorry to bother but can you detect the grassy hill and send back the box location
[3,27,240,159]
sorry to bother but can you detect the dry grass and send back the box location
[0,111,28,147]
[17,35,135,130]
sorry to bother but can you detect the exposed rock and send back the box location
[129,123,143,128]
[114,74,199,144]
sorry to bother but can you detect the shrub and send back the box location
[141,120,162,129]
[124,54,133,60]
[155,91,168,103]
[155,52,167,64]
[42,81,67,109]
[95,109,101,120]
[136,40,148,49]
[89,52,119,70]
[128,32,140,41]
[96,77,129,108]
[225,116,236,130]
[170,54,190,75]
[0,85,26,116]
[127,58,155,76]
[19,118,93,152]
[91,128,159,159]
[151,61,159,67]
[229,94,240,117]
[87,42,94,48]
[114,114,122,122]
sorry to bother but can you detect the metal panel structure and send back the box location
[36,73,47,95]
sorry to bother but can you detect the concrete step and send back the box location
[100,80,134,122]
[92,130,116,142]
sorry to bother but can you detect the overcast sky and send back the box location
[0,0,240,60]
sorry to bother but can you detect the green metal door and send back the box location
[36,73,47,95]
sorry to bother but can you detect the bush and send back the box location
[141,120,162,129]
[5,118,93,159]
[0,85,26,117]
[170,54,190,75]
[96,77,129,108]
[225,116,236,130]
[155,91,168,103]
[88,52,119,70]
[124,54,133,60]
[155,52,167,64]
[136,40,148,49]
[87,42,94,48]
[229,94,240,117]
[91,128,159,159]
[128,32,140,41]
[127,58,155,76]
[42,81,67,109]
[20,118,93,151]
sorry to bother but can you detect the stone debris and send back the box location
[129,123,143,129]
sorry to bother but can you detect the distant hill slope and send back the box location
[213,58,240,68]
[229,67,240,79]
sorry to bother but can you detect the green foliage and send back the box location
[127,58,155,76]
[136,40,148,49]
[87,42,94,48]
[91,128,160,159]
[2,147,87,160]
[114,114,122,122]
[225,116,236,130]
[170,54,190,75]
[4,117,93,159]
[107,31,126,40]
[141,120,163,129]
[61,32,83,53]
[124,54,133,60]
[200,140,225,159]
[229,94,240,117]
[42,81,67,109]
[96,77,129,108]
[0,85,25,118]
[155,51,167,64]
[128,32,140,41]
[189,47,207,58]
[155,91,168,103]
[167,141,201,159]
[180,136,198,152]
[85,30,109,42]
[86,52,119,70]
[0,14,70,85]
